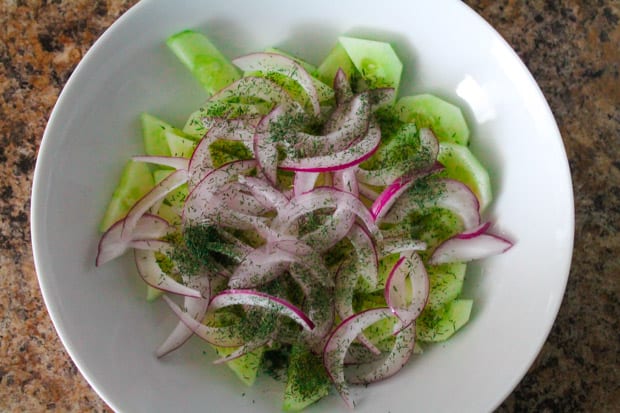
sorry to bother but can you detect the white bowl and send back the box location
[31,0,574,412]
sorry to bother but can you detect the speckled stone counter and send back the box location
[0,1,617,411]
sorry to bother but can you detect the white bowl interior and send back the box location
[32,0,574,412]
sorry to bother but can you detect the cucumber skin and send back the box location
[395,94,470,146]
[167,30,241,95]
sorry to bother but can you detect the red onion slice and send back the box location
[156,275,211,358]
[232,53,321,116]
[323,307,397,408]
[346,322,416,385]
[333,168,359,196]
[358,182,380,201]
[162,295,245,347]
[209,76,299,111]
[279,120,381,173]
[293,171,320,197]
[332,68,353,106]
[347,223,378,291]
[210,289,315,331]
[429,230,514,265]
[121,169,188,241]
[134,248,202,298]
[132,155,189,171]
[379,238,427,257]
[183,160,256,224]
[228,245,298,289]
[384,251,429,326]
[237,175,289,211]
[96,214,172,266]
[380,178,481,230]
[370,176,416,221]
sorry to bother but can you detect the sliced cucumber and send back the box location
[282,345,331,412]
[214,345,265,386]
[395,94,470,146]
[437,142,492,211]
[338,36,402,97]
[165,129,196,158]
[426,263,467,310]
[166,30,241,95]
[141,113,173,156]
[417,299,473,342]
[99,160,155,231]
[146,285,164,302]
[317,42,358,86]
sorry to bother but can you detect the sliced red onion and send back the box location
[210,289,315,331]
[187,119,256,184]
[346,322,416,385]
[96,214,172,266]
[370,176,416,221]
[209,76,299,111]
[358,182,380,201]
[237,175,289,211]
[183,160,256,224]
[347,223,378,291]
[293,171,320,197]
[132,155,189,171]
[228,245,298,289]
[333,167,359,197]
[232,53,320,116]
[121,169,188,241]
[274,186,379,238]
[127,239,170,251]
[429,230,514,265]
[384,251,429,326]
[380,178,481,230]
[335,262,382,355]
[156,275,211,358]
[367,88,396,109]
[279,120,381,173]
[162,295,245,347]
[134,248,202,298]
[323,307,396,408]
[253,105,289,185]
[332,68,353,106]
[379,238,427,257]
[292,92,370,157]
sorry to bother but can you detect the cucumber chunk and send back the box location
[99,160,155,231]
[141,113,173,156]
[214,345,265,387]
[426,263,467,310]
[395,94,470,146]
[437,142,492,211]
[338,36,402,97]
[183,101,270,138]
[166,30,241,95]
[417,299,473,342]
[165,129,196,158]
[317,43,358,86]
[145,285,163,302]
[282,345,331,412]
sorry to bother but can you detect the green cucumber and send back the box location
[426,263,467,310]
[99,160,155,231]
[282,345,331,412]
[165,129,196,158]
[395,94,470,146]
[338,36,402,97]
[141,113,173,156]
[166,30,241,95]
[437,142,492,211]
[317,43,358,86]
[214,345,265,386]
[417,299,473,342]
[146,285,164,302]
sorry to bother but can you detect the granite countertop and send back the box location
[0,0,618,411]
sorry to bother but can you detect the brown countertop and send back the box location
[0,0,618,411]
